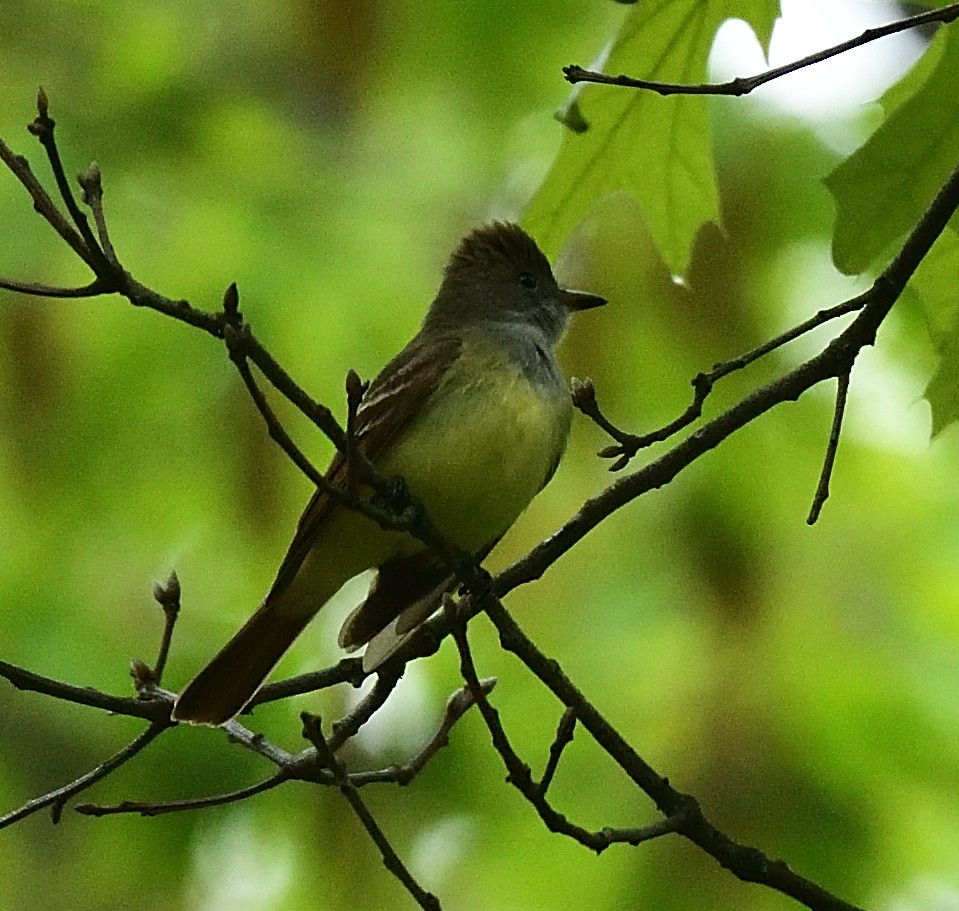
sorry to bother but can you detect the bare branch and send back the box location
[500,154,959,597]
[250,658,367,707]
[808,371,852,525]
[76,161,119,267]
[451,614,670,854]
[329,668,401,751]
[0,277,105,297]
[220,294,348,452]
[27,88,107,270]
[303,713,442,911]
[575,296,866,470]
[479,598,867,911]
[218,718,302,768]
[564,4,959,97]
[0,658,169,722]
[0,722,168,829]
[0,127,92,266]
[345,678,498,788]
[76,773,289,818]
[539,707,576,798]
[150,570,181,685]
[223,305,337,494]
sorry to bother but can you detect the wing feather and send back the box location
[266,331,463,600]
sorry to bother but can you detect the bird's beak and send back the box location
[561,287,606,312]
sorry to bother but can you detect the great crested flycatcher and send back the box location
[172,222,605,725]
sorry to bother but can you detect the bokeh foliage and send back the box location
[3,2,959,911]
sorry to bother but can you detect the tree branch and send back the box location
[0,658,168,721]
[564,4,959,97]
[150,570,181,685]
[538,706,576,799]
[76,773,290,818]
[303,713,442,911]
[497,152,959,598]
[0,722,168,829]
[451,609,680,854]
[808,370,851,525]
[574,296,865,470]
[478,598,866,911]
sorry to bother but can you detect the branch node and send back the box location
[152,570,181,612]
[222,282,240,320]
[129,658,155,692]
[76,161,101,203]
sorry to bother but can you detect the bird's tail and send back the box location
[172,600,314,726]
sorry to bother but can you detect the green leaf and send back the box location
[913,228,959,434]
[826,26,959,276]
[925,321,959,437]
[913,227,959,343]
[524,0,779,275]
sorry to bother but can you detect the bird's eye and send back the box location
[518,272,538,290]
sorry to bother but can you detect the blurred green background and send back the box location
[2,3,959,910]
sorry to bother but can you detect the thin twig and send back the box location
[539,707,576,798]
[0,277,105,297]
[0,658,169,721]
[220,718,301,768]
[303,713,442,911]
[602,817,686,846]
[451,615,655,854]
[223,301,347,452]
[0,132,92,266]
[77,161,119,267]
[150,570,181,684]
[27,92,112,278]
[807,371,851,525]
[564,4,959,96]
[346,678,497,787]
[251,657,367,707]
[448,619,537,785]
[76,772,290,818]
[404,678,496,779]
[479,596,865,911]
[329,668,401,751]
[226,323,333,492]
[0,722,168,828]
[574,296,866,470]
[218,288,430,539]
[223,318,410,532]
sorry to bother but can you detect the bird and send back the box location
[172,221,605,725]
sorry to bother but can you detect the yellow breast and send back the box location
[378,338,572,554]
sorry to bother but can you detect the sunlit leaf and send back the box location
[826,25,959,276]
[926,329,959,436]
[912,229,959,434]
[525,0,779,274]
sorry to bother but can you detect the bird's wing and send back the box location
[266,331,463,601]
[348,533,504,669]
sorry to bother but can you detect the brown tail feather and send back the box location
[172,605,313,726]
